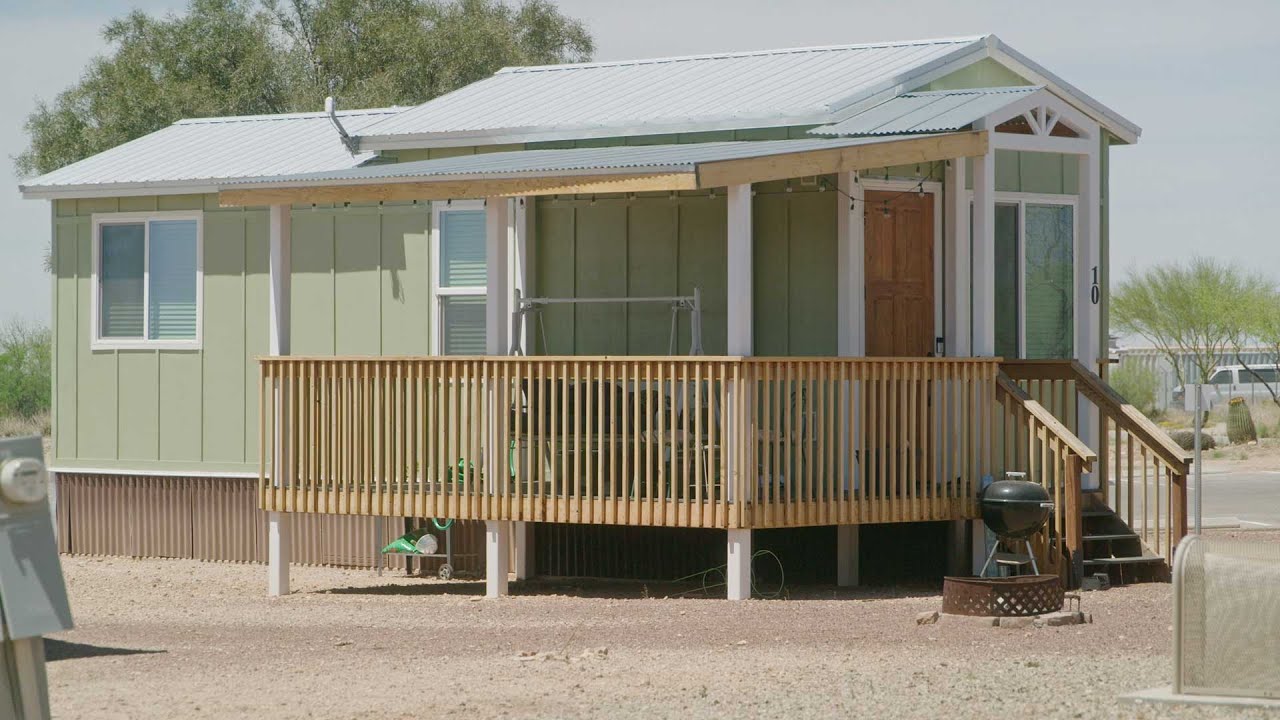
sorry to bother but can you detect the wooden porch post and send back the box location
[267,203,291,597]
[726,183,753,600]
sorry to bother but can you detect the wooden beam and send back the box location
[695,131,987,188]
[219,172,699,207]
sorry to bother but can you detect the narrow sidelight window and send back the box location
[432,202,487,354]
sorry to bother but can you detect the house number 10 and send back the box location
[1090,266,1100,305]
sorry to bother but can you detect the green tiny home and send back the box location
[21,34,1190,598]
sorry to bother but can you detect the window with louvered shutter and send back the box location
[434,204,487,355]
[147,219,198,340]
[93,213,201,348]
[441,296,486,355]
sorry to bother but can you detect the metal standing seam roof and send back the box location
[217,134,956,188]
[19,108,402,198]
[808,86,1042,137]
[356,37,988,145]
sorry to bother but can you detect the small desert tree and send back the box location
[1237,287,1280,409]
[1112,259,1268,414]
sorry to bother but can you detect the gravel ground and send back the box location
[46,534,1280,720]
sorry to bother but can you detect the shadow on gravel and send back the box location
[311,577,942,602]
[45,639,165,662]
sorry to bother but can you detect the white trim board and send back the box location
[49,466,258,479]
[89,210,204,351]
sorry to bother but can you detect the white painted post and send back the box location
[484,199,514,589]
[726,184,753,600]
[836,172,865,568]
[268,203,291,597]
[943,157,971,357]
[836,525,860,587]
[513,521,534,580]
[485,198,510,356]
[837,171,865,357]
[970,150,996,575]
[726,528,752,600]
[944,157,973,570]
[485,519,511,598]
[726,184,753,357]
[1076,145,1102,490]
[970,151,996,357]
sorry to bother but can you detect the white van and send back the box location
[1174,364,1280,410]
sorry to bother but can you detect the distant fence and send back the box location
[1115,348,1278,410]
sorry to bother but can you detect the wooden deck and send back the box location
[258,356,1004,530]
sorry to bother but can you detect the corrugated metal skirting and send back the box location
[54,473,484,573]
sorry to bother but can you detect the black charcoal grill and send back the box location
[978,472,1054,576]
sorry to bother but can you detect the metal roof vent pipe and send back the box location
[325,95,358,155]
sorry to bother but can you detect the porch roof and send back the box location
[807,86,1042,137]
[217,131,986,206]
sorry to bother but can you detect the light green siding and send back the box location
[531,182,837,356]
[51,195,430,473]
[921,58,1032,91]
[53,195,268,473]
[289,203,431,356]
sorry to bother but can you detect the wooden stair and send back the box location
[1077,495,1169,584]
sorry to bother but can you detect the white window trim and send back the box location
[988,192,1078,359]
[90,210,204,351]
[429,199,485,354]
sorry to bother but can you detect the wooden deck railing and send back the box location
[259,356,1001,530]
[1001,360,1193,565]
[994,373,1096,583]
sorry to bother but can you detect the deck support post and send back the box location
[513,521,534,580]
[268,511,290,596]
[486,520,511,598]
[267,204,291,597]
[836,525,860,587]
[726,528,752,600]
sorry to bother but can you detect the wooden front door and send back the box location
[864,190,934,357]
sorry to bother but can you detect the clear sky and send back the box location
[3,0,1278,326]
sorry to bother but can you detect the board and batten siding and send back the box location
[54,194,268,473]
[52,195,432,473]
[531,180,838,357]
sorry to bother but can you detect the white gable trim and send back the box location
[979,88,1100,155]
[989,38,1140,144]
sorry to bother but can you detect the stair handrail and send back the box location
[995,371,1095,586]
[1000,359,1191,472]
[995,372,1097,469]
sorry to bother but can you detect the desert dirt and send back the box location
[46,533,1279,720]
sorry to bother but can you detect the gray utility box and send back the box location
[0,436,74,720]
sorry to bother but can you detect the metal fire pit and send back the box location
[942,575,1064,617]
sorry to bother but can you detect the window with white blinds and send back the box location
[433,203,486,355]
[93,213,202,349]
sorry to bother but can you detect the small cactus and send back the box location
[1169,429,1216,451]
[1227,397,1258,445]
